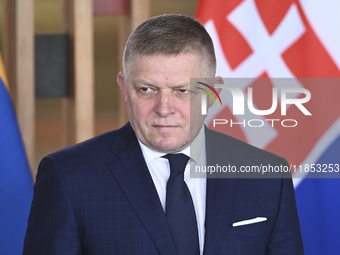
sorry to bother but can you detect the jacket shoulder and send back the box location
[49,123,133,159]
[205,127,286,163]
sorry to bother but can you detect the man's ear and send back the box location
[207,76,223,107]
[117,72,128,99]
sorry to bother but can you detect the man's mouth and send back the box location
[152,124,180,130]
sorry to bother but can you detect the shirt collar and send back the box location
[137,126,206,166]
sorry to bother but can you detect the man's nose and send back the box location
[154,90,176,117]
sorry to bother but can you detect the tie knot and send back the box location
[163,153,190,174]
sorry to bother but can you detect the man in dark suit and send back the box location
[23,14,303,254]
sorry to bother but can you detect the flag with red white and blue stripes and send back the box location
[196,0,340,254]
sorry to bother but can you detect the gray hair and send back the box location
[123,14,216,78]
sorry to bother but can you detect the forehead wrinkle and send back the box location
[135,78,190,89]
[136,78,155,86]
[171,83,190,89]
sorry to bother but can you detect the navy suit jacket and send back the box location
[23,123,303,254]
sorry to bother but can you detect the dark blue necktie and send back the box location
[163,153,200,255]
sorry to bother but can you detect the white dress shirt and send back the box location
[138,127,206,254]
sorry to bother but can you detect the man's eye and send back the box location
[178,89,190,94]
[140,87,152,93]
[137,87,157,99]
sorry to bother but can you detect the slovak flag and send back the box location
[196,0,340,254]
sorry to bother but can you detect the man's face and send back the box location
[117,53,212,153]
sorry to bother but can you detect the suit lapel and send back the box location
[203,127,239,254]
[108,123,176,255]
